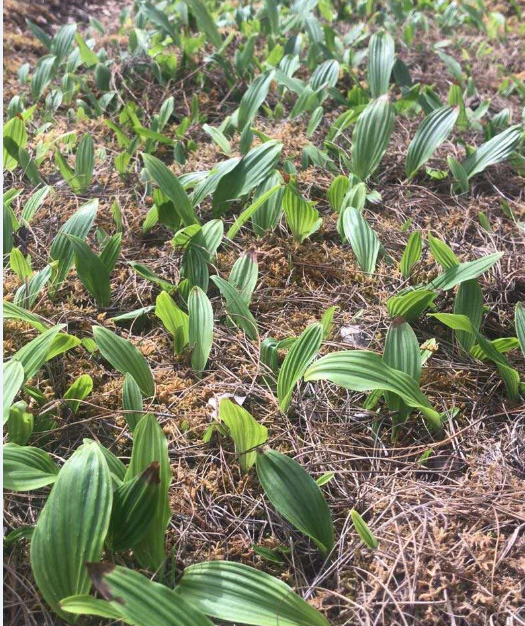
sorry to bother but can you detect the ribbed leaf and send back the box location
[93,326,155,397]
[350,509,378,549]
[124,413,171,569]
[69,235,111,307]
[427,252,503,291]
[352,95,395,180]
[176,560,330,626]
[12,324,64,382]
[185,0,222,49]
[218,398,267,473]
[142,154,199,226]
[229,249,258,304]
[30,442,113,621]
[251,172,284,237]
[3,116,28,171]
[3,360,25,423]
[516,302,525,358]
[453,279,483,351]
[87,563,212,626]
[21,185,51,224]
[277,323,323,412]
[4,443,59,491]
[75,33,98,67]
[212,141,282,215]
[462,125,523,179]
[74,134,94,193]
[399,231,422,278]
[60,596,124,621]
[211,275,259,340]
[31,56,56,100]
[227,184,282,239]
[202,124,231,155]
[188,286,214,372]
[238,71,275,131]
[122,373,143,432]
[256,448,334,555]
[109,461,160,552]
[63,374,93,413]
[427,232,459,269]
[368,31,395,98]
[405,106,458,178]
[49,200,98,285]
[3,301,49,332]
[342,207,380,273]
[304,351,442,429]
[283,186,322,243]
[155,291,189,354]
[309,60,340,91]
[327,175,350,212]
[129,260,176,293]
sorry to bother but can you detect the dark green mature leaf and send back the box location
[227,184,282,239]
[176,560,330,626]
[12,324,64,382]
[368,31,395,98]
[229,249,258,304]
[87,563,212,626]
[122,373,143,432]
[3,116,28,171]
[75,134,94,193]
[427,232,459,269]
[211,275,259,340]
[277,323,323,412]
[352,95,395,180]
[30,442,113,621]
[256,448,334,555]
[186,0,222,49]
[4,443,59,491]
[93,326,155,397]
[406,106,458,178]
[453,279,483,351]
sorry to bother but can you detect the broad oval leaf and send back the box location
[368,31,395,98]
[229,249,258,304]
[155,291,189,354]
[342,207,380,274]
[387,290,437,322]
[399,231,422,278]
[283,186,322,244]
[93,326,155,397]
[256,448,334,555]
[3,443,59,491]
[30,442,113,621]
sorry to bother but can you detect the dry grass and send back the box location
[3,1,525,625]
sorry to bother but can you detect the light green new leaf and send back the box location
[405,106,458,178]
[176,560,330,626]
[304,350,442,429]
[327,175,350,212]
[368,31,395,98]
[60,596,125,622]
[12,324,64,382]
[63,374,93,413]
[3,360,25,423]
[256,448,334,555]
[427,232,459,269]
[49,199,98,285]
[87,563,212,626]
[75,33,99,67]
[219,398,268,473]
[188,286,214,372]
[129,261,176,293]
[350,509,378,549]
[516,302,525,358]
[93,326,155,397]
[211,275,259,340]
[4,443,59,491]
[69,235,111,307]
[342,207,380,274]
[122,373,143,432]
[185,0,222,49]
[238,71,275,131]
[462,125,523,179]
[202,124,232,155]
[229,249,258,304]
[399,231,422,278]
[124,413,171,570]
[3,300,49,332]
[3,116,28,171]
[142,154,199,226]
[277,323,323,413]
[453,279,483,351]
[352,95,395,181]
[21,185,51,225]
[283,186,322,243]
[155,291,189,354]
[30,442,113,621]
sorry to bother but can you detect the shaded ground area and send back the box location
[3,1,525,625]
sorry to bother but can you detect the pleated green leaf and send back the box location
[229,249,258,304]
[352,95,395,181]
[256,448,334,555]
[30,442,113,621]
[60,596,125,622]
[3,116,28,171]
[31,56,56,100]
[74,133,94,193]
[462,124,523,179]
[350,509,378,549]
[69,235,111,307]
[142,153,199,226]
[202,124,232,155]
[342,207,380,273]
[155,291,189,354]
[129,260,176,293]
[63,374,93,413]
[368,31,395,98]
[427,252,503,291]
[124,413,171,570]
[176,560,330,626]
[427,232,459,269]
[188,286,214,372]
[20,185,51,225]
[399,231,422,278]
[251,172,284,236]
[447,155,469,192]
[283,186,322,243]
[327,175,350,212]
[516,302,525,358]
[3,360,25,423]
[49,199,98,285]
[453,279,483,351]
[405,106,458,178]
[430,313,519,400]
[93,326,155,397]
[304,350,442,429]
[87,563,212,626]
[309,59,340,91]
[227,184,282,239]
[238,70,275,131]
[109,461,160,552]
[3,300,49,332]
[211,275,259,340]
[4,443,59,491]
[218,398,268,473]
[277,322,323,413]
[122,373,143,432]
[185,0,222,49]
[12,324,64,382]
